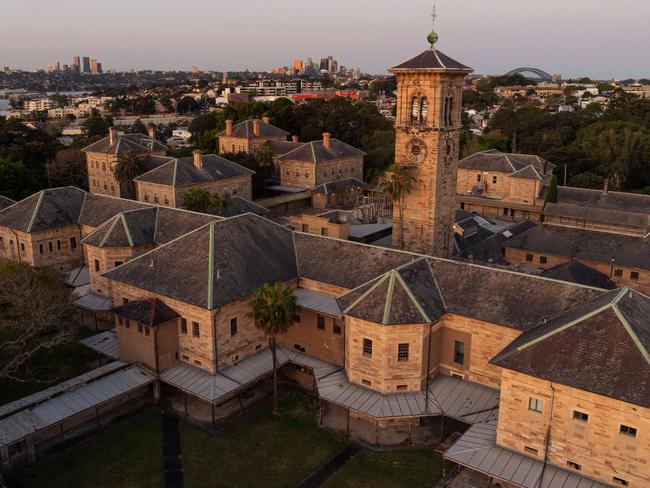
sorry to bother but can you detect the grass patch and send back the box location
[181,390,346,488]
[20,408,163,488]
[323,448,444,488]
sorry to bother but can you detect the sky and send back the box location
[1,0,649,79]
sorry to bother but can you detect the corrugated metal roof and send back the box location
[79,330,120,359]
[74,292,113,311]
[444,422,612,488]
[65,266,90,288]
[0,364,155,447]
[294,288,342,318]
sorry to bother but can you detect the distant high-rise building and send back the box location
[191,65,199,73]
[329,59,338,74]
[90,59,99,74]
[319,58,329,71]
[82,57,90,73]
[293,58,302,74]
[223,71,228,83]
[72,56,81,75]
[96,62,103,74]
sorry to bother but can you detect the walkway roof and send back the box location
[79,329,120,360]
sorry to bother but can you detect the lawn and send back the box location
[323,448,444,488]
[181,390,346,488]
[19,409,163,488]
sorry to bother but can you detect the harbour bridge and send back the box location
[504,67,553,83]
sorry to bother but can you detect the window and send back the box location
[94,259,100,272]
[39,243,44,254]
[454,340,465,365]
[614,269,623,277]
[362,379,372,386]
[397,343,409,362]
[528,397,543,413]
[612,477,629,486]
[123,297,129,304]
[48,241,53,252]
[573,410,589,422]
[192,321,200,338]
[302,224,309,233]
[620,424,637,437]
[510,209,516,217]
[539,256,548,264]
[524,446,538,455]
[114,261,123,267]
[410,97,419,122]
[293,310,301,323]
[56,240,61,251]
[138,323,143,334]
[566,461,581,471]
[503,208,510,216]
[193,360,202,366]
[321,228,328,237]
[182,355,189,361]
[476,174,481,182]
[145,326,151,336]
[525,254,533,262]
[70,237,77,249]
[631,271,640,280]
[362,338,373,357]
[317,314,325,330]
[333,319,342,335]
[230,317,238,336]
[396,385,408,391]
[420,97,428,123]
[492,176,498,184]
[181,318,187,334]
[125,320,131,329]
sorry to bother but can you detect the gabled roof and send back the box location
[78,193,150,228]
[219,197,269,218]
[459,150,554,176]
[337,258,445,325]
[492,288,650,407]
[311,178,369,195]
[103,214,297,309]
[216,119,288,138]
[277,139,365,164]
[0,187,86,233]
[134,154,254,187]
[267,140,305,157]
[389,49,472,71]
[544,202,649,228]
[0,195,15,210]
[82,133,168,155]
[540,261,615,290]
[82,207,157,248]
[112,298,180,326]
[557,186,650,214]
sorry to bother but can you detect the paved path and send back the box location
[162,414,184,488]
[295,443,362,488]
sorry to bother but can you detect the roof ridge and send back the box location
[342,274,389,314]
[611,300,650,364]
[382,271,397,324]
[26,191,45,233]
[394,270,431,323]
[99,215,120,247]
[121,213,134,247]
[207,222,216,309]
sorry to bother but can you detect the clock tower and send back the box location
[388,24,472,257]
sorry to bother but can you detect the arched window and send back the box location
[410,97,419,123]
[420,97,428,123]
[447,96,454,126]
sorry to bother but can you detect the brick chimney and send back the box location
[109,126,118,145]
[292,135,299,143]
[193,150,203,169]
[262,116,270,124]
[147,123,157,140]
[322,132,331,149]
[225,119,233,136]
[253,119,261,136]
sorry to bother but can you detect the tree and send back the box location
[541,175,558,222]
[183,188,214,213]
[82,115,110,138]
[0,262,75,382]
[248,282,296,415]
[112,151,147,199]
[47,147,87,189]
[379,164,414,250]
[131,118,147,135]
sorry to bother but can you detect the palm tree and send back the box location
[112,151,146,199]
[379,164,414,250]
[248,282,297,415]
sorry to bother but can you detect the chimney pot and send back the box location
[253,119,261,136]
[147,123,157,140]
[322,132,331,149]
[292,135,299,143]
[193,150,203,169]
[109,126,118,145]
[225,119,233,136]
[262,116,270,124]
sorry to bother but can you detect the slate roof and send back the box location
[134,154,254,187]
[267,140,305,157]
[216,119,288,138]
[0,195,15,210]
[540,261,615,290]
[277,139,365,164]
[77,193,149,228]
[103,214,297,309]
[338,258,445,325]
[459,150,554,177]
[557,186,650,214]
[0,187,86,233]
[492,288,650,408]
[219,197,269,218]
[390,49,472,71]
[82,133,168,155]
[112,298,180,326]
[544,202,649,228]
[504,224,650,270]
[311,178,369,195]
[82,207,158,248]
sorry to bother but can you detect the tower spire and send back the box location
[428,3,439,48]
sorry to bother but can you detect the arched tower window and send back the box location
[448,96,454,126]
[410,97,419,124]
[420,97,428,124]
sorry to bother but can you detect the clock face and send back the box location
[406,138,427,162]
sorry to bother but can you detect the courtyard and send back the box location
[13,390,444,488]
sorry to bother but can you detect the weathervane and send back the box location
[428,3,439,48]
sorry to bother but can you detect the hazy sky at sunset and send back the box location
[1,0,648,79]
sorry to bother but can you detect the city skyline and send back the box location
[1,0,649,78]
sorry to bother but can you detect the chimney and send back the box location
[225,119,233,136]
[262,116,270,124]
[109,126,118,145]
[322,132,331,149]
[147,123,157,140]
[193,150,203,169]
[292,135,299,143]
[253,119,261,136]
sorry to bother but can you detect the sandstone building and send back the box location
[216,117,289,155]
